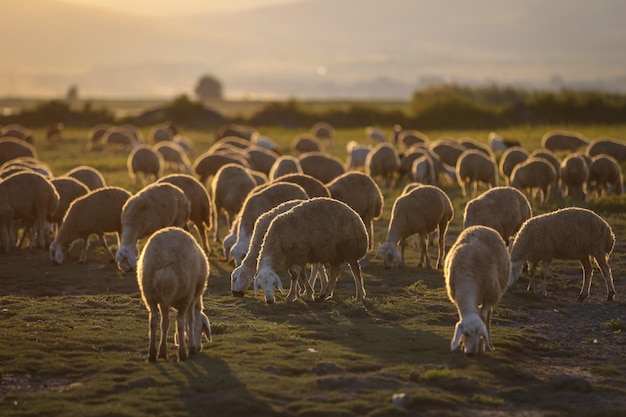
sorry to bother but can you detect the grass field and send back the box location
[1,121,625,416]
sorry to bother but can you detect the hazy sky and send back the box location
[58,0,301,15]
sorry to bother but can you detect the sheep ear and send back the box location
[201,312,212,342]
[450,322,463,352]
[54,245,64,264]
[275,275,284,294]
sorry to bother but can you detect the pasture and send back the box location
[1,122,626,417]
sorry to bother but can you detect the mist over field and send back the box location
[3,0,626,99]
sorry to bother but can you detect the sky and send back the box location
[57,0,301,15]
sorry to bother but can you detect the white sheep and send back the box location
[157,174,213,255]
[463,186,532,245]
[530,149,562,181]
[229,182,309,266]
[429,138,466,167]
[508,207,616,302]
[254,197,369,303]
[587,154,623,196]
[136,226,212,362]
[560,153,590,201]
[115,182,190,272]
[127,144,164,186]
[410,154,437,185]
[541,130,590,152]
[271,173,330,198]
[455,149,499,198]
[192,151,250,184]
[269,155,303,180]
[63,165,107,190]
[509,157,558,203]
[154,141,192,174]
[376,185,453,269]
[498,146,529,184]
[49,186,132,264]
[586,137,626,162]
[346,141,373,171]
[365,142,401,189]
[445,225,510,355]
[298,152,346,184]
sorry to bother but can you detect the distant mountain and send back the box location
[2,0,626,98]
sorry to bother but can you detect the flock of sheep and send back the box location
[0,121,622,360]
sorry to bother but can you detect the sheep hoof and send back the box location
[577,294,587,302]
[607,293,615,302]
[232,291,245,298]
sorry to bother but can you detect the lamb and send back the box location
[0,172,59,251]
[445,225,510,355]
[587,154,623,196]
[498,146,529,184]
[115,182,190,272]
[346,141,373,171]
[49,186,132,264]
[210,163,257,241]
[541,130,590,152]
[560,153,590,201]
[229,182,309,266]
[136,226,212,362]
[298,152,346,184]
[269,155,302,180]
[192,150,250,184]
[127,145,164,186]
[254,197,369,303]
[154,141,191,174]
[365,142,401,189]
[156,174,213,255]
[376,185,454,269]
[586,137,626,162]
[327,171,383,251]
[508,207,616,302]
[509,157,558,203]
[463,186,532,245]
[63,165,106,190]
[271,173,330,198]
[455,150,499,198]
[291,134,324,154]
[0,138,38,166]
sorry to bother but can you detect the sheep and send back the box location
[586,137,626,162]
[541,130,590,153]
[271,173,330,198]
[136,226,211,362]
[488,132,522,153]
[210,163,257,241]
[376,185,453,269]
[346,141,373,171]
[463,186,532,245]
[127,145,164,186]
[327,171,383,251]
[173,135,195,158]
[49,177,90,232]
[0,172,59,251]
[115,182,190,272]
[230,199,308,299]
[508,207,616,302]
[398,147,429,182]
[63,165,106,190]
[509,157,558,203]
[429,138,466,167]
[398,130,430,151]
[254,197,369,303]
[229,182,309,266]
[120,123,144,144]
[87,123,113,150]
[244,147,278,175]
[455,150,499,198]
[214,123,255,142]
[103,126,137,150]
[530,149,562,181]
[154,141,191,174]
[46,122,64,143]
[458,137,493,157]
[365,142,401,189]
[156,174,213,255]
[249,170,269,186]
[365,126,388,143]
[149,122,176,143]
[311,121,334,148]
[445,225,510,355]
[192,150,250,184]
[0,124,34,144]
[0,138,38,166]
[410,154,437,185]
[587,154,623,196]
[251,133,280,154]
[498,146,529,184]
[298,152,346,184]
[0,157,52,179]
[49,186,132,264]
[291,134,324,154]
[269,155,302,180]
[560,153,590,201]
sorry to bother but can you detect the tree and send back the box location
[194,75,223,101]
[66,84,79,101]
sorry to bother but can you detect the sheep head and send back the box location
[49,241,67,265]
[451,313,490,356]
[115,244,139,272]
[376,242,402,269]
[253,267,284,304]
[231,264,254,296]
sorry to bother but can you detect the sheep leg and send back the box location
[540,259,552,296]
[158,305,169,360]
[286,269,300,302]
[436,222,448,269]
[399,238,407,268]
[97,234,116,262]
[148,308,159,362]
[297,267,315,302]
[79,238,90,263]
[577,256,594,302]
[348,260,366,300]
[526,261,539,292]
[594,256,616,301]
[318,264,341,301]
[176,310,188,361]
[418,233,432,269]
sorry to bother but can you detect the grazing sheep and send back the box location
[87,123,113,150]
[411,154,437,185]
[103,126,137,150]
[49,177,90,232]
[587,154,623,196]
[488,132,521,153]
[63,165,106,190]
[115,183,190,272]
[376,185,453,269]
[445,225,510,355]
[127,145,164,186]
[137,227,212,362]
[429,138,466,167]
[530,149,562,181]
[463,186,532,245]
[154,141,192,174]
[120,123,144,144]
[311,121,334,148]
[157,174,213,255]
[509,207,616,302]
[327,171,384,251]
[208,137,251,154]
[499,146,529,184]
[210,163,257,241]
[244,147,278,175]
[458,137,493,157]
[0,138,38,166]
[586,137,626,162]
[254,197,369,303]
[298,152,346,184]
[268,155,302,180]
[214,123,255,142]
[46,122,64,143]
[365,126,387,143]
[541,130,590,152]
[0,124,34,144]
[49,186,132,264]
[560,153,590,201]
[149,122,176,143]
[509,157,558,203]
[398,147,429,182]
[0,157,52,178]
[398,130,429,151]
[291,134,324,154]
[365,142,401,189]
[249,170,269,186]
[272,173,330,198]
[229,182,309,266]
[346,141,373,171]
[455,150,499,198]
[173,135,195,158]
[0,172,59,251]
[192,151,250,184]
